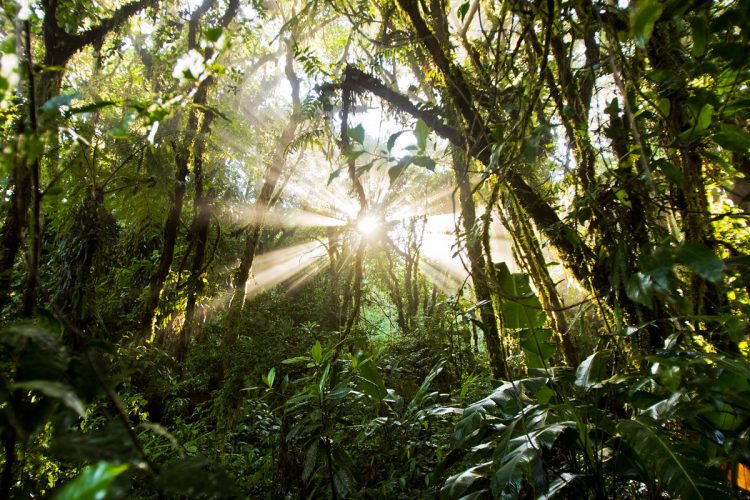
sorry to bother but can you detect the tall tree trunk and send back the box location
[177,112,215,358]
[453,151,508,379]
[504,194,577,366]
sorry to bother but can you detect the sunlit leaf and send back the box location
[54,461,128,500]
[311,341,323,363]
[457,1,470,21]
[354,353,386,403]
[203,27,223,42]
[263,367,276,388]
[415,119,430,151]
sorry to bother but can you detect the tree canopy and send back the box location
[1,0,749,497]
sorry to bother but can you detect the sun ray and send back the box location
[243,241,328,299]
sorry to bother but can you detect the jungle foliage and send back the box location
[0,0,749,498]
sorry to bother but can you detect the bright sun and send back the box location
[357,215,380,236]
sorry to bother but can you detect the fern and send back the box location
[285,128,324,155]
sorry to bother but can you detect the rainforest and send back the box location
[0,0,749,498]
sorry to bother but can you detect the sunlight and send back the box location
[357,215,380,236]
[244,241,328,299]
[226,203,345,228]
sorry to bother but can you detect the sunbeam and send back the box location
[225,203,346,228]
[244,241,328,299]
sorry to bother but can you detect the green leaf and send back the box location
[203,27,223,42]
[575,351,611,390]
[415,119,429,151]
[41,92,80,113]
[519,329,556,370]
[311,341,323,363]
[714,124,750,154]
[386,130,407,152]
[625,272,655,307]
[496,263,546,329]
[442,462,492,499]
[69,100,118,115]
[333,466,354,497]
[346,149,366,163]
[539,473,586,500]
[54,461,128,500]
[282,356,311,364]
[302,439,319,482]
[690,18,708,57]
[319,363,331,394]
[263,367,276,388]
[630,0,663,49]
[354,353,386,403]
[13,380,85,416]
[109,110,137,138]
[326,383,352,401]
[618,417,729,499]
[694,104,713,133]
[408,360,445,414]
[675,242,724,282]
[521,131,542,163]
[355,159,375,177]
[347,124,365,144]
[327,168,343,185]
[457,1,470,21]
[411,155,436,171]
[388,155,412,183]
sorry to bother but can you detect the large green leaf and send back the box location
[302,439,319,482]
[54,461,128,500]
[575,351,611,390]
[354,353,386,403]
[496,263,546,329]
[347,124,365,144]
[675,243,724,282]
[519,329,556,370]
[630,0,663,49]
[415,119,430,151]
[408,360,445,415]
[618,417,729,499]
[714,124,750,154]
[442,462,492,499]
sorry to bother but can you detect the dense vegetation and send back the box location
[1,0,749,497]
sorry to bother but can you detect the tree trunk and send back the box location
[453,151,508,379]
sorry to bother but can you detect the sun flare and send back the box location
[356,215,380,236]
